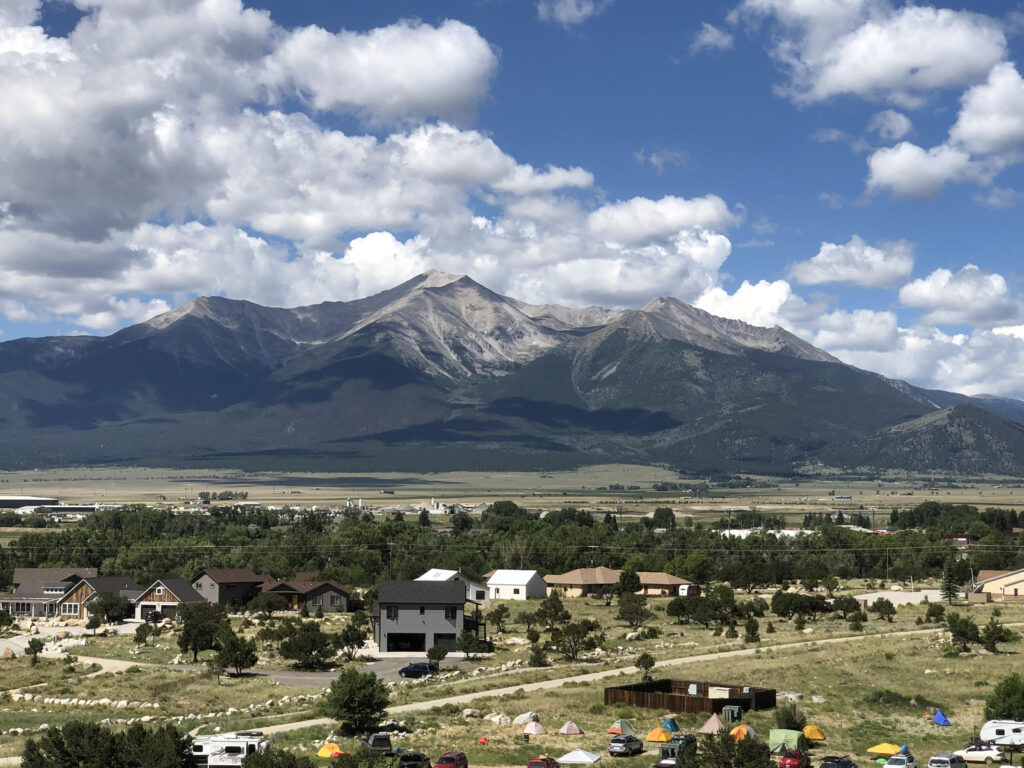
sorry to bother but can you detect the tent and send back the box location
[769,729,808,753]
[523,722,548,735]
[697,713,727,735]
[661,718,680,733]
[803,725,825,741]
[731,725,758,742]
[316,744,343,758]
[646,728,674,743]
[559,722,584,736]
[557,750,602,764]
[867,744,902,757]
[608,720,634,736]
[933,712,951,727]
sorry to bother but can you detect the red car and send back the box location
[780,750,812,768]
[437,754,468,768]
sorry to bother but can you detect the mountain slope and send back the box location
[1,271,1023,473]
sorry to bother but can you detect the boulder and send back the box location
[463,709,480,719]
[0,647,16,659]
[513,711,540,725]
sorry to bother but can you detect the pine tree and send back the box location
[941,555,960,605]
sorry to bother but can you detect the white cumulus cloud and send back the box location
[898,265,1021,326]
[868,109,912,141]
[588,195,741,245]
[789,235,914,288]
[537,0,612,27]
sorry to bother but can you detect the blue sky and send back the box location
[3,0,1024,397]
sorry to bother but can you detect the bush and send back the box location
[322,669,389,735]
[528,643,548,667]
[774,702,807,730]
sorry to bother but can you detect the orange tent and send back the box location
[730,725,758,742]
[646,728,673,743]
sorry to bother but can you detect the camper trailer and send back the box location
[192,731,270,767]
[980,721,1024,746]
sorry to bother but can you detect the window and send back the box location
[313,595,323,606]
[475,590,485,600]
[196,582,202,589]
[419,606,425,615]
[61,602,79,615]
[155,587,164,596]
[444,606,457,620]
[513,588,520,595]
[329,595,340,606]
[225,747,243,755]
[386,606,398,620]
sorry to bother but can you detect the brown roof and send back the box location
[544,566,621,586]
[195,568,266,584]
[636,571,690,587]
[263,580,350,596]
[977,569,1020,583]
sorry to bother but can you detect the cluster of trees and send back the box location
[514,591,605,664]
[890,501,1021,537]
[198,491,249,501]
[22,721,192,768]
[3,500,1023,600]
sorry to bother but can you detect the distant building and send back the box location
[55,575,142,621]
[133,578,205,620]
[191,569,270,608]
[973,568,1024,600]
[0,495,59,509]
[486,569,546,600]
[544,566,620,597]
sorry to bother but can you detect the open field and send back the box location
[3,465,1024,527]
[265,629,1024,768]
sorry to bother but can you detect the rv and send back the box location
[192,731,270,766]
[980,721,1024,746]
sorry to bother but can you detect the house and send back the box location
[260,580,350,613]
[416,568,487,604]
[372,580,484,653]
[133,578,206,621]
[486,569,546,600]
[191,568,270,608]
[55,575,142,621]
[973,568,1024,600]
[0,567,98,618]
[544,566,621,597]
[636,571,694,597]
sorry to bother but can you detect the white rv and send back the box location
[191,731,270,767]
[980,721,1024,746]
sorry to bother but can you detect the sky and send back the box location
[2,0,1024,398]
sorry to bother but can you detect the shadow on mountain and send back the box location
[343,417,571,451]
[484,398,678,434]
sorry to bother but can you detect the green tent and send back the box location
[769,729,808,754]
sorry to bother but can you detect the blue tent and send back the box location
[661,718,680,733]
[933,712,951,726]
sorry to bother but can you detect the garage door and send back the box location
[432,633,456,651]
[386,633,426,652]
[161,605,176,620]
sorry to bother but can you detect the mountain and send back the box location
[2,270,1024,474]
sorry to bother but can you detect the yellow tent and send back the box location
[804,725,825,741]
[867,744,902,757]
[317,743,343,758]
[646,728,674,742]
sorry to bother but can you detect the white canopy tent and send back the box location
[557,750,601,764]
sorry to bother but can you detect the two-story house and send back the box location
[372,580,485,653]
[191,568,270,608]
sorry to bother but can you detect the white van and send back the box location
[980,721,1024,746]
[192,731,270,767]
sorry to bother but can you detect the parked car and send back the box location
[528,758,559,768]
[929,755,968,768]
[819,757,859,768]
[398,754,431,768]
[145,610,162,623]
[779,749,812,768]
[398,662,438,679]
[609,735,645,757]
[669,734,697,752]
[955,746,1004,765]
[364,733,393,755]
[886,754,917,768]
[436,753,468,768]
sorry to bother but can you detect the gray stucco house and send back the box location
[372,580,484,653]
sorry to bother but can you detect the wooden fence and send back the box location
[603,678,776,714]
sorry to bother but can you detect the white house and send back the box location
[487,569,546,600]
[415,568,487,604]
